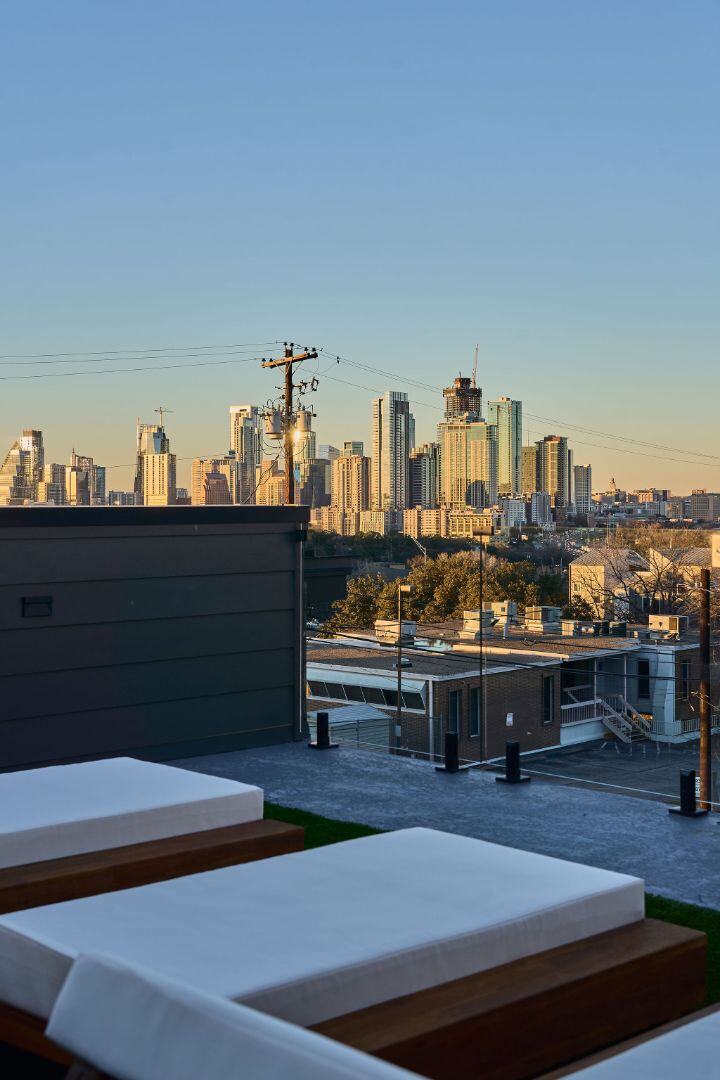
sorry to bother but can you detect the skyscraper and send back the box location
[0,429,44,505]
[536,435,571,508]
[521,445,539,493]
[574,464,592,514]
[191,454,240,505]
[229,405,262,502]
[69,451,105,505]
[331,453,371,512]
[409,442,440,508]
[297,459,331,508]
[372,391,414,510]
[442,376,482,420]
[37,463,66,505]
[437,419,498,509]
[135,420,176,506]
[487,397,522,495]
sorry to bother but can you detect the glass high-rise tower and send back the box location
[487,397,522,495]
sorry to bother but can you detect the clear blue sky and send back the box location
[1,1,718,492]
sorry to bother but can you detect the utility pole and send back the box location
[699,566,712,809]
[261,343,318,504]
[396,583,412,754]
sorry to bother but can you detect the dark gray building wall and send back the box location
[0,506,308,768]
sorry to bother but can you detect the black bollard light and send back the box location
[435,731,464,774]
[496,741,531,785]
[669,770,707,818]
[308,711,339,751]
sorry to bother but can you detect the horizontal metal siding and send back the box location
[0,686,295,768]
[0,610,294,677]
[0,531,295,585]
[0,519,302,766]
[0,572,294,631]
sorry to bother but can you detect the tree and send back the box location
[323,551,569,631]
[322,574,385,633]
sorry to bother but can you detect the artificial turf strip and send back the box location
[645,893,720,1005]
[264,802,381,848]
[265,802,720,1005]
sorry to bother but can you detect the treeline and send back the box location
[323,551,566,632]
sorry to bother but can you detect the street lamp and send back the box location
[472,529,488,761]
[395,583,412,752]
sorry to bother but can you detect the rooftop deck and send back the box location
[175,742,720,910]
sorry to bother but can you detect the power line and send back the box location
[0,340,281,361]
[319,344,720,469]
[0,354,266,382]
[0,346,274,370]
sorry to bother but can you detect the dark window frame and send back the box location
[469,686,482,738]
[637,660,651,700]
[447,689,461,734]
[542,675,555,726]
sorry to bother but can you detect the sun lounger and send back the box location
[0,828,705,1076]
[0,757,302,912]
[46,953,419,1079]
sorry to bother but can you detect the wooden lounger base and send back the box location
[540,1002,720,1077]
[0,818,304,914]
[0,919,705,1077]
[313,918,707,1080]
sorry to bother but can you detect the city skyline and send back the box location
[1,4,718,493]
[3,363,717,519]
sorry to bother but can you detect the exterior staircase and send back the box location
[599,694,650,743]
[564,690,649,744]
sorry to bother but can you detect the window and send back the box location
[344,684,365,703]
[637,660,650,700]
[542,675,555,725]
[308,681,328,697]
[469,686,482,737]
[382,689,398,708]
[447,690,461,734]
[680,660,691,702]
[323,683,346,700]
[402,691,425,711]
[362,686,385,705]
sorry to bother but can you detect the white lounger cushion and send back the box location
[0,828,644,1023]
[0,758,263,868]
[47,954,418,1080]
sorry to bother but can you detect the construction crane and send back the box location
[154,406,173,428]
[471,344,479,388]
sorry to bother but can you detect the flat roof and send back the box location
[415,623,699,656]
[307,640,552,678]
[0,505,310,528]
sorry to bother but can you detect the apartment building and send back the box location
[307,637,562,761]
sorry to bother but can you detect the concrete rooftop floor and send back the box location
[174,742,720,910]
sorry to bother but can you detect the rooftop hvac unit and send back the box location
[374,619,417,645]
[609,621,628,637]
[525,606,562,623]
[648,614,689,636]
[561,620,581,637]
